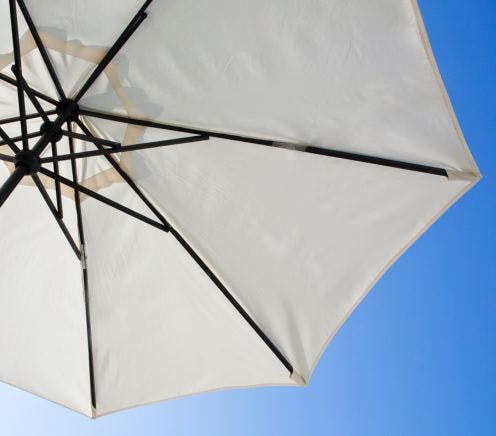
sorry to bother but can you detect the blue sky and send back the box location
[1,1,494,434]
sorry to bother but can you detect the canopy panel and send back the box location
[22,0,479,173]
[82,184,292,416]
[0,175,92,416]
[128,135,473,379]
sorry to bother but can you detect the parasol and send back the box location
[0,0,480,417]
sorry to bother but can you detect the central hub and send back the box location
[56,98,79,121]
[14,150,41,175]
[39,120,63,143]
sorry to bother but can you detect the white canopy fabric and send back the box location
[0,0,479,417]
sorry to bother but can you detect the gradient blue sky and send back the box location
[1,1,494,434]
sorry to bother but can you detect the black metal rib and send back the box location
[60,129,121,149]
[51,141,63,218]
[13,70,51,124]
[66,124,96,411]
[0,153,14,162]
[9,0,28,150]
[40,135,209,163]
[31,174,79,258]
[0,131,42,147]
[74,0,153,102]
[0,126,21,154]
[74,117,293,373]
[79,108,448,178]
[74,117,171,229]
[0,72,58,106]
[0,110,57,125]
[39,167,169,232]
[302,146,448,177]
[0,165,27,208]
[170,226,294,374]
[16,0,66,100]
[79,108,278,146]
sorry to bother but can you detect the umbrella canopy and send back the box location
[0,0,480,418]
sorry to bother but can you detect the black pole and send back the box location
[0,72,58,106]
[79,108,276,147]
[51,141,63,218]
[66,123,96,410]
[13,72,51,124]
[74,117,171,229]
[0,153,15,162]
[31,174,80,258]
[79,108,448,178]
[0,110,57,125]
[16,0,66,100]
[9,0,28,150]
[169,227,294,375]
[39,167,169,232]
[0,126,20,154]
[41,135,208,163]
[0,165,27,207]
[0,131,42,148]
[60,129,121,148]
[73,0,153,102]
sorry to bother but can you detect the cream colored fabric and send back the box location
[0,177,92,416]
[0,0,480,417]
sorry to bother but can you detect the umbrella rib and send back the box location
[73,0,153,102]
[0,126,21,154]
[169,226,295,375]
[12,69,51,124]
[0,72,58,106]
[74,117,172,229]
[16,0,66,100]
[0,153,14,162]
[79,108,449,177]
[31,174,80,258]
[0,130,42,148]
[66,124,97,412]
[40,135,209,163]
[60,129,122,149]
[9,0,28,150]
[50,140,63,218]
[39,167,169,232]
[0,110,57,126]
[73,119,295,375]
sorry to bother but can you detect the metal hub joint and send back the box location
[56,98,79,121]
[39,120,63,143]
[14,149,40,174]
